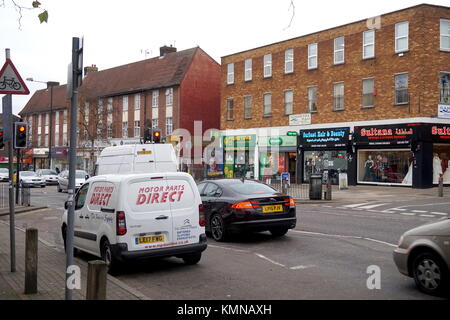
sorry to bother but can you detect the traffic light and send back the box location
[0,128,4,150]
[152,129,161,143]
[14,122,28,149]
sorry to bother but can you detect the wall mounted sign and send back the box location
[258,136,297,148]
[299,127,350,148]
[438,104,450,119]
[353,123,419,146]
[289,113,311,126]
[223,135,256,150]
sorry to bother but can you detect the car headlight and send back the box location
[398,235,404,247]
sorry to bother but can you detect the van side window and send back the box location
[75,184,89,210]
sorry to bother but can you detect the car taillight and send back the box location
[231,201,260,209]
[284,197,295,207]
[199,204,206,227]
[116,211,127,236]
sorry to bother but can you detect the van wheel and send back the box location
[210,214,227,242]
[57,185,62,193]
[182,252,202,265]
[101,239,120,275]
[61,225,79,256]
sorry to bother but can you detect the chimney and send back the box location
[160,45,177,57]
[84,64,98,76]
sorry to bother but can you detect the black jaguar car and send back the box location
[197,179,297,241]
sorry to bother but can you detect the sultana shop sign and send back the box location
[353,124,419,146]
[136,184,185,205]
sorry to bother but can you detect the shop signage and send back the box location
[289,113,311,126]
[286,131,298,136]
[438,104,450,119]
[51,147,69,158]
[33,148,49,156]
[299,127,350,148]
[258,136,297,147]
[353,123,418,146]
[223,135,256,150]
[427,124,450,142]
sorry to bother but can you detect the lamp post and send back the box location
[26,78,59,169]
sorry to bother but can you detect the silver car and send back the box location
[18,171,46,188]
[393,218,450,296]
[36,169,59,185]
[0,168,9,182]
[57,170,89,193]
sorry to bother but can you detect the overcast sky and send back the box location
[1,0,449,115]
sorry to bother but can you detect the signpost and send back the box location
[1,49,30,273]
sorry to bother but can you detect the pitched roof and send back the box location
[79,47,199,100]
[19,84,68,116]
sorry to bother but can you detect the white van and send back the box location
[94,144,178,176]
[61,172,207,273]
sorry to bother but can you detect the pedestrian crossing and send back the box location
[326,202,450,218]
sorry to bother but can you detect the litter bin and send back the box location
[21,186,31,206]
[309,174,323,200]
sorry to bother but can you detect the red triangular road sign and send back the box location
[0,58,30,95]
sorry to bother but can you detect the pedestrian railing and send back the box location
[0,183,7,208]
[267,182,312,200]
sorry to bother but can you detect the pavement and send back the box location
[0,215,149,300]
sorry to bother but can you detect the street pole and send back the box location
[48,84,53,169]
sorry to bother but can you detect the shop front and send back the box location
[258,135,297,183]
[223,134,256,179]
[51,147,69,172]
[422,123,450,185]
[298,127,350,185]
[32,148,49,170]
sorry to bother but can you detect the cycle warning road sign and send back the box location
[0,59,30,95]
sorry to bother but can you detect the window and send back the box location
[134,94,141,110]
[226,98,234,120]
[107,98,113,113]
[308,43,318,69]
[285,49,294,74]
[395,73,409,104]
[122,121,128,138]
[362,78,375,108]
[152,90,158,108]
[441,19,450,51]
[244,59,252,81]
[308,86,317,112]
[395,21,409,53]
[263,54,272,78]
[98,99,103,113]
[440,72,450,104]
[122,96,128,111]
[166,117,173,135]
[134,120,140,137]
[333,82,344,111]
[107,123,113,138]
[152,119,158,128]
[284,90,293,115]
[263,93,272,116]
[166,88,173,106]
[363,30,375,59]
[244,96,252,119]
[75,183,89,210]
[227,63,234,84]
[334,37,345,64]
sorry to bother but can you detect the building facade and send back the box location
[220,4,450,188]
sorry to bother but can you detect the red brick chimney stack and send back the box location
[160,45,177,57]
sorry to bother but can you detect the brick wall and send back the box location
[221,4,450,130]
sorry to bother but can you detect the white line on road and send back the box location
[290,265,316,270]
[357,203,389,209]
[254,253,286,268]
[390,208,407,211]
[400,212,416,216]
[291,230,397,247]
[431,212,449,216]
[396,201,450,209]
[412,210,428,213]
[342,203,370,208]
[208,244,250,254]
[419,214,435,217]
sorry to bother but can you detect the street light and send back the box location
[26,78,60,169]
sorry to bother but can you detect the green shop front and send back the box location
[258,134,298,183]
[223,134,256,179]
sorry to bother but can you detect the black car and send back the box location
[197,179,297,241]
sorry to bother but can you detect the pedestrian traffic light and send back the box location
[0,128,4,150]
[14,122,28,149]
[152,129,161,143]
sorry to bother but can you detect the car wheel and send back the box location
[269,227,289,237]
[101,239,120,275]
[57,184,62,192]
[182,252,202,265]
[210,213,227,242]
[40,184,45,188]
[412,252,449,296]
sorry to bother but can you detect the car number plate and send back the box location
[136,235,165,244]
[262,204,283,213]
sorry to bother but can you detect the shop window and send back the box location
[395,73,409,105]
[304,150,347,185]
[432,144,450,184]
[358,150,412,185]
[440,72,450,104]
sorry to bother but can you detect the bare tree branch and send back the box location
[284,0,296,31]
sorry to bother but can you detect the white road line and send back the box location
[254,253,286,268]
[291,230,397,247]
[431,212,449,216]
[357,203,389,209]
[390,208,407,211]
[343,203,370,208]
[400,212,416,216]
[290,265,316,270]
[419,214,435,217]
[208,244,250,254]
[412,210,428,213]
[396,201,450,209]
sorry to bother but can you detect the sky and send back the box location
[1,0,449,115]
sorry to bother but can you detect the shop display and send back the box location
[358,150,410,184]
[304,150,347,184]
[432,153,443,184]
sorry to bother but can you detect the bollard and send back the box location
[86,260,107,300]
[24,228,38,294]
[438,174,443,197]
[325,181,332,200]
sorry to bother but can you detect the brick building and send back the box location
[220,4,450,188]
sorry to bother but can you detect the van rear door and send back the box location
[166,173,203,246]
[133,145,157,173]
[123,174,174,251]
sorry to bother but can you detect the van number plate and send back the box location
[262,204,283,213]
[136,235,165,244]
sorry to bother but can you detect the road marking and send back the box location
[208,244,250,254]
[396,201,450,209]
[431,212,448,216]
[343,203,370,208]
[412,210,428,213]
[290,265,316,270]
[419,214,435,217]
[390,208,407,211]
[400,212,416,216]
[357,203,389,209]
[254,253,286,268]
[291,230,397,247]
